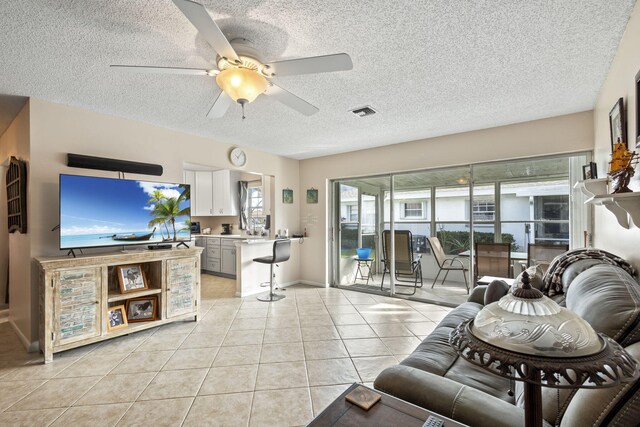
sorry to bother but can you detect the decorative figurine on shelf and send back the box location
[609,139,639,193]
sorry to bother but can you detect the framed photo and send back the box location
[126,296,158,322]
[582,162,597,180]
[116,264,147,294]
[609,97,627,150]
[636,69,640,147]
[306,188,318,204]
[107,304,128,331]
[282,188,293,204]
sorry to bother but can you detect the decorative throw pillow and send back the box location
[512,264,544,291]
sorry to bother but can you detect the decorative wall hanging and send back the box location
[282,188,293,204]
[609,97,627,150]
[635,69,640,147]
[6,156,27,233]
[306,188,318,204]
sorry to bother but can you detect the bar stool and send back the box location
[255,239,291,302]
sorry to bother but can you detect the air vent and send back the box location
[350,106,377,117]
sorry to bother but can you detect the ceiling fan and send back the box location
[111,0,353,119]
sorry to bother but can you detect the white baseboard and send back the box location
[294,280,327,288]
[9,319,39,353]
[235,280,327,298]
[0,308,8,324]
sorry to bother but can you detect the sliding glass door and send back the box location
[330,153,590,306]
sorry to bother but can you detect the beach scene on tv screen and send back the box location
[60,175,191,249]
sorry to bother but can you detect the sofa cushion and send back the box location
[560,342,640,427]
[560,258,604,293]
[566,264,640,346]
[444,358,513,402]
[513,264,545,290]
[484,280,510,305]
[400,302,481,376]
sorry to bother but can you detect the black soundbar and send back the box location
[67,153,163,176]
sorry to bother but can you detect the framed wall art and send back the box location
[609,97,627,150]
[6,156,27,233]
[582,162,597,180]
[116,264,148,293]
[282,188,293,204]
[636,69,640,147]
[306,188,318,204]
[107,304,128,331]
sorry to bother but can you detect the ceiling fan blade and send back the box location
[265,53,353,77]
[110,65,216,76]
[265,83,319,116]
[172,0,239,62]
[207,91,233,118]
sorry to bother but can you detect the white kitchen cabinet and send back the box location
[194,171,213,216]
[184,169,239,217]
[212,170,240,216]
[184,170,196,214]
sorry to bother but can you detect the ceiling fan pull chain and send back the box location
[241,102,246,120]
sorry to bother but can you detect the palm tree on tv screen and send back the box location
[147,190,170,239]
[151,197,190,241]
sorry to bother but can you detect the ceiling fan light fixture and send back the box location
[215,67,267,104]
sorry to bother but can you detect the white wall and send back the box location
[299,111,594,285]
[17,99,300,345]
[593,1,640,269]
[0,101,31,346]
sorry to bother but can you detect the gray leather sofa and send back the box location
[374,260,640,427]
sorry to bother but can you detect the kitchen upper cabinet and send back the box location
[185,169,239,217]
[194,171,213,216]
[184,171,196,214]
[212,170,239,216]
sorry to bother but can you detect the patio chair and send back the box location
[475,242,511,280]
[527,243,568,273]
[427,237,469,293]
[380,230,423,295]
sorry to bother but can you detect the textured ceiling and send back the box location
[0,1,635,159]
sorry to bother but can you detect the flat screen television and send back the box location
[59,174,191,250]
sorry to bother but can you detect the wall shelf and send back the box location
[574,178,609,199]
[588,193,640,229]
[575,179,640,229]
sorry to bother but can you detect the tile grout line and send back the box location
[181,298,241,427]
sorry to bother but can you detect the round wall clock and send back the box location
[229,147,247,167]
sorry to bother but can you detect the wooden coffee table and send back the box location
[307,383,467,426]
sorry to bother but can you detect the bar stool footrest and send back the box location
[257,293,286,302]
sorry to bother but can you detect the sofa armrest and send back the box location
[467,285,486,304]
[374,365,549,427]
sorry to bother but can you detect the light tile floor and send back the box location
[0,275,452,426]
[339,273,470,306]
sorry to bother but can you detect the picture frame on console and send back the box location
[126,296,158,322]
[107,305,128,331]
[582,162,597,180]
[116,264,148,293]
[609,97,626,150]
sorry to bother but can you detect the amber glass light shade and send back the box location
[215,68,268,103]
